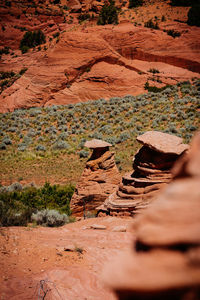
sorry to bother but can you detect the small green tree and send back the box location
[187,4,200,27]
[97,0,118,25]
[129,0,143,9]
[20,30,46,53]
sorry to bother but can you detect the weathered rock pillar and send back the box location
[70,139,121,217]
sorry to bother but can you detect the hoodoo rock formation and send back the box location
[98,131,189,216]
[104,132,200,300]
[70,139,120,217]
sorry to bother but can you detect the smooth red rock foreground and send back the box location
[103,132,200,300]
[0,22,200,112]
[98,131,188,216]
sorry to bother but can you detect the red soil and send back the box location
[0,217,133,299]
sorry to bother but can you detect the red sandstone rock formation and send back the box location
[98,131,189,216]
[0,21,200,112]
[104,132,200,300]
[70,139,120,217]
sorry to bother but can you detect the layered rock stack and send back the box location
[98,131,188,216]
[104,132,200,300]
[70,139,120,217]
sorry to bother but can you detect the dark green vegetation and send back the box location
[187,4,200,27]
[0,68,28,94]
[97,0,118,25]
[0,80,199,187]
[144,19,159,30]
[163,29,181,38]
[144,82,173,93]
[20,30,46,54]
[78,13,90,24]
[0,182,74,226]
[129,0,143,9]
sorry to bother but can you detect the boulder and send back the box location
[90,224,107,230]
[103,132,200,300]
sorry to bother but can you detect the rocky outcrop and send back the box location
[98,131,189,216]
[1,23,200,112]
[104,132,200,300]
[70,139,120,217]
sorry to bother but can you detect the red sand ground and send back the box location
[0,217,134,300]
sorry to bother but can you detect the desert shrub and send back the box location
[7,182,23,192]
[20,45,30,54]
[164,29,181,38]
[0,71,15,80]
[52,140,70,150]
[144,19,159,29]
[79,150,89,158]
[23,136,33,145]
[78,13,90,23]
[0,201,32,226]
[36,144,46,151]
[129,0,143,8]
[20,30,46,53]
[97,0,118,25]
[31,209,69,227]
[187,4,200,27]
[0,142,6,150]
[17,143,27,151]
[117,131,131,143]
[105,136,117,145]
[2,136,12,145]
[0,182,74,226]
[27,128,36,137]
[148,68,160,74]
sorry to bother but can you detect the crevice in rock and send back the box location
[116,47,200,73]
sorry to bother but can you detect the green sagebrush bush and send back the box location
[31,209,69,227]
[0,182,75,226]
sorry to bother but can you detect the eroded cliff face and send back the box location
[0,1,200,112]
[103,132,200,300]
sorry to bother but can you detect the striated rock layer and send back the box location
[98,131,188,216]
[1,23,200,113]
[70,139,120,217]
[104,132,200,300]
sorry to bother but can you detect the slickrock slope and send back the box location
[98,131,189,216]
[1,22,200,112]
[70,139,120,216]
[104,132,200,300]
